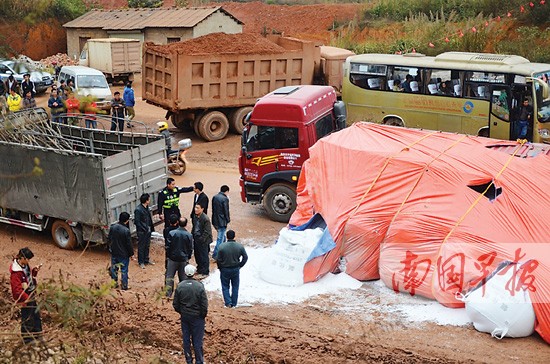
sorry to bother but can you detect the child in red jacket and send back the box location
[10,247,43,343]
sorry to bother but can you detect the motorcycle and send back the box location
[167,138,192,175]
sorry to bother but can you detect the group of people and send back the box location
[47,80,135,131]
[106,177,247,363]
[0,73,38,114]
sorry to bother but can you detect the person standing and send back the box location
[21,91,36,109]
[10,247,43,343]
[158,178,194,228]
[110,91,126,131]
[165,217,194,298]
[191,182,209,218]
[216,230,248,308]
[163,214,180,270]
[134,193,155,269]
[65,92,80,126]
[48,89,64,123]
[58,79,67,100]
[7,89,22,112]
[211,185,230,260]
[21,73,35,98]
[173,264,208,364]
[4,75,19,95]
[0,79,7,114]
[123,81,135,128]
[82,96,98,129]
[108,212,134,290]
[192,202,213,277]
[514,98,534,140]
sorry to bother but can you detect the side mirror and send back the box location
[333,100,347,130]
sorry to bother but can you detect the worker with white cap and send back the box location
[173,264,208,364]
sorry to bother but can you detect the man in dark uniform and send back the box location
[158,177,194,228]
[173,264,208,364]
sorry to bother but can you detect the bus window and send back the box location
[389,66,421,93]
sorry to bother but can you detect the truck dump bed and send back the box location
[143,33,319,112]
[0,109,166,242]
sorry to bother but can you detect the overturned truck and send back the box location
[0,109,166,249]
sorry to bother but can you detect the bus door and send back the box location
[489,86,512,140]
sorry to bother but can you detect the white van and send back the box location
[58,66,112,112]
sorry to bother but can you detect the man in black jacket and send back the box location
[134,193,154,269]
[158,178,194,228]
[21,73,35,97]
[110,91,126,131]
[217,230,248,308]
[108,212,134,290]
[165,217,194,298]
[192,202,213,277]
[173,264,208,364]
[163,214,179,269]
[211,185,230,260]
[191,182,209,218]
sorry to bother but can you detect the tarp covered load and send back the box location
[290,122,550,344]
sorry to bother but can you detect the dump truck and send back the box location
[143,33,352,142]
[0,109,167,249]
[79,38,141,84]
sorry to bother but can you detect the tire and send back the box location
[168,154,186,175]
[229,106,253,134]
[263,183,297,223]
[171,114,192,131]
[198,111,229,142]
[51,220,77,250]
[478,127,489,138]
[383,117,404,127]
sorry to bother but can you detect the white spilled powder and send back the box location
[203,246,470,327]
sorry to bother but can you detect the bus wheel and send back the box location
[229,106,253,134]
[198,111,229,142]
[51,220,77,250]
[383,117,404,127]
[263,183,296,223]
[478,127,489,138]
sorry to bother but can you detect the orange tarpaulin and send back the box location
[291,122,550,343]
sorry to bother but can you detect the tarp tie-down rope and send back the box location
[430,139,526,297]
[339,129,440,256]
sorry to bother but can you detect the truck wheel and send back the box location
[51,220,77,250]
[263,184,296,223]
[171,114,192,131]
[229,106,253,134]
[198,111,229,141]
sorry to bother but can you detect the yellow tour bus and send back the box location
[342,52,550,142]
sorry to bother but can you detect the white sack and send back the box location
[259,227,323,287]
[463,262,536,339]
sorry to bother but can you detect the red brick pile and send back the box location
[147,33,287,55]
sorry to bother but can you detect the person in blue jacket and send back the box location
[123,81,135,128]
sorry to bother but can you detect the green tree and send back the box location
[128,0,163,8]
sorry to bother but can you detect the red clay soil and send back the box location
[146,32,287,55]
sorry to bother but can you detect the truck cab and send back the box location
[239,85,346,222]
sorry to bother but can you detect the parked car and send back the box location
[0,60,54,94]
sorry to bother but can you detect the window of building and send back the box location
[167,37,181,43]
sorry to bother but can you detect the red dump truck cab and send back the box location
[239,85,346,222]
